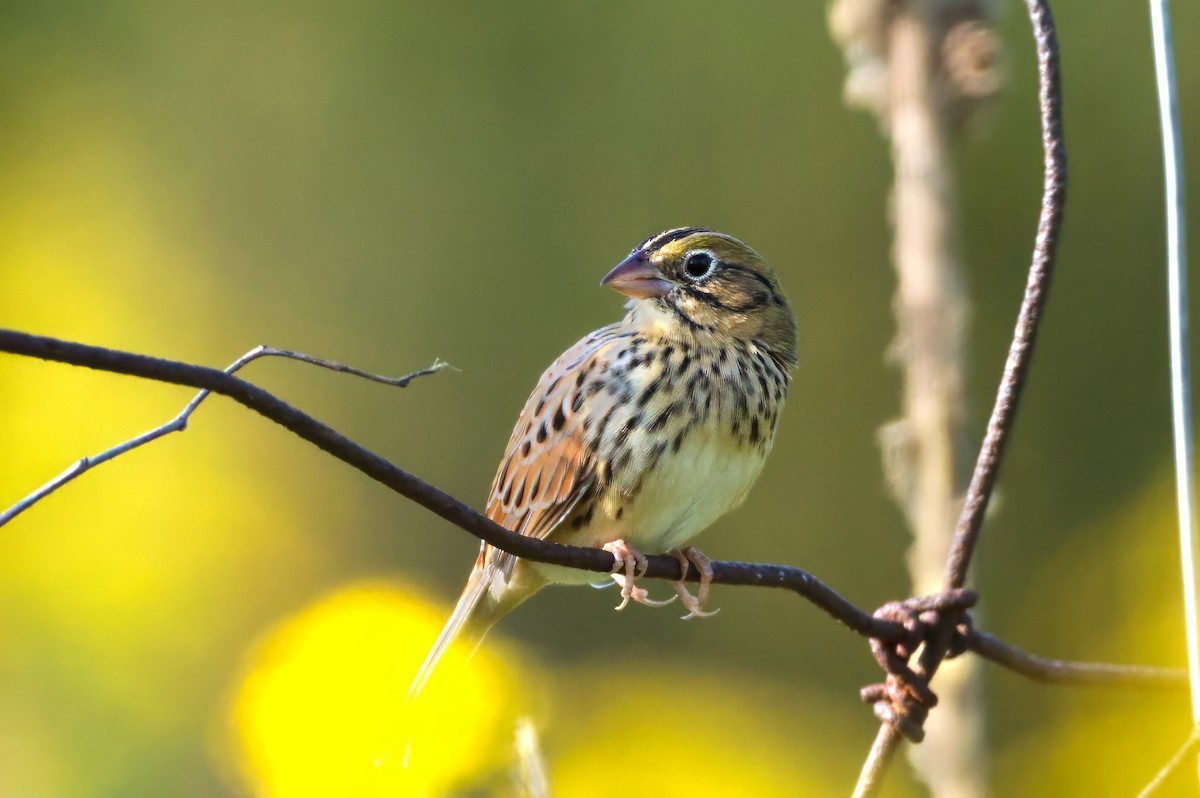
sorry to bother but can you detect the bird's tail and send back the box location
[406,560,505,701]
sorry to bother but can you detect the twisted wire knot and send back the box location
[859,589,977,742]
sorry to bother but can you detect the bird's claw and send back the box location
[668,546,720,619]
[603,539,675,610]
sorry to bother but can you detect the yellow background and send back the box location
[2,2,1199,795]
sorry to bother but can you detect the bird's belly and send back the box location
[613,429,766,551]
[534,427,767,586]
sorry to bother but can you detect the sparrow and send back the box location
[409,227,797,697]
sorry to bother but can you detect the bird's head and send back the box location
[601,227,798,368]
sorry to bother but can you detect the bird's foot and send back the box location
[668,546,720,619]
[603,539,676,610]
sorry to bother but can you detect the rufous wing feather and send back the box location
[407,326,627,698]
[482,326,629,575]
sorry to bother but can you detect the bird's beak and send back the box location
[600,252,673,300]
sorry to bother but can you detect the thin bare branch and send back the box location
[243,347,455,388]
[514,718,550,798]
[855,0,1066,791]
[0,345,450,528]
[0,328,907,641]
[3,328,1183,700]
[835,0,1000,789]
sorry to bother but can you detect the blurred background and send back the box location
[2,1,1199,795]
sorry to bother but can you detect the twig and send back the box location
[1,329,1187,738]
[514,718,551,798]
[0,328,907,642]
[239,348,456,388]
[968,631,1186,688]
[869,1,993,792]
[1138,724,1200,798]
[832,0,1007,788]
[3,328,1182,700]
[855,0,1066,791]
[0,346,449,528]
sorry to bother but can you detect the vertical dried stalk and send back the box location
[884,9,983,797]
[514,718,551,798]
[854,0,1064,791]
[830,0,1001,794]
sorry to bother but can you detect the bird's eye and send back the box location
[683,252,716,281]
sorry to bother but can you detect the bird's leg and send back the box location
[602,539,676,610]
[668,546,720,620]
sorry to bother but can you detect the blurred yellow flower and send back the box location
[551,667,855,797]
[226,582,529,798]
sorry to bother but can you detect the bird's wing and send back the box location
[408,327,628,699]
[482,324,629,578]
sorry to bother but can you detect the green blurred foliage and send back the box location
[1,1,1199,795]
